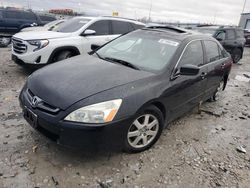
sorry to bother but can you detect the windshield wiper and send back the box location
[104,57,140,70]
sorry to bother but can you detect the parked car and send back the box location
[37,13,56,25]
[244,29,250,45]
[0,8,43,47]
[19,26,233,152]
[194,26,246,63]
[12,16,145,67]
[21,19,65,32]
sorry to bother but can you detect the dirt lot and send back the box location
[0,47,250,188]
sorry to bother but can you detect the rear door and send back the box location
[0,10,4,32]
[167,40,208,121]
[223,29,236,54]
[2,10,26,33]
[203,40,227,99]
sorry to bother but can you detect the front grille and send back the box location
[27,89,60,114]
[12,38,27,54]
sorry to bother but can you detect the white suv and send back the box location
[11,16,145,66]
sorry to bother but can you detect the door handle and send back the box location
[200,72,207,79]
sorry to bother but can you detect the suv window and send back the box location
[132,24,144,30]
[226,29,236,40]
[111,20,134,34]
[22,12,36,21]
[0,10,3,19]
[39,15,56,22]
[215,30,226,40]
[236,29,244,38]
[204,41,220,63]
[5,10,22,19]
[88,20,110,35]
[178,41,204,67]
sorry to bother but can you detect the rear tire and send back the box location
[210,80,224,101]
[54,50,73,63]
[232,48,242,64]
[123,105,164,153]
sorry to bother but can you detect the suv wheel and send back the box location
[0,37,11,47]
[54,50,73,62]
[124,106,164,153]
[232,48,242,63]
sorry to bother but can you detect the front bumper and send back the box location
[19,89,132,150]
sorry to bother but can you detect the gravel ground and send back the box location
[0,47,250,188]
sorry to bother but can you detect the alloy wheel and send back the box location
[127,114,159,149]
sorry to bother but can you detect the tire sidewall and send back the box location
[123,106,164,153]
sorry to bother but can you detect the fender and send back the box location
[47,46,81,64]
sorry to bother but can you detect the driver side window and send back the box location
[87,20,110,36]
[178,40,204,69]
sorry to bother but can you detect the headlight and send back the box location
[64,99,122,124]
[27,39,49,51]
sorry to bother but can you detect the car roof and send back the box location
[70,16,145,25]
[143,26,213,42]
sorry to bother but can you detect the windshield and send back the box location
[54,18,90,33]
[96,30,179,73]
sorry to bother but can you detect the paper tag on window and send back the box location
[158,39,179,46]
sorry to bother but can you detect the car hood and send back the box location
[21,27,47,32]
[14,31,71,40]
[27,55,154,110]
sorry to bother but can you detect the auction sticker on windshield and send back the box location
[158,39,179,46]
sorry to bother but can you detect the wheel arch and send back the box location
[48,46,81,64]
[134,100,167,122]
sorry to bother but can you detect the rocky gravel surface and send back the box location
[0,47,250,188]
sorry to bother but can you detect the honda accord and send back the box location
[19,26,233,152]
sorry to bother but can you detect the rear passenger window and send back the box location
[226,30,235,40]
[88,20,110,35]
[236,29,244,38]
[111,21,133,34]
[133,24,144,30]
[204,41,220,63]
[0,11,3,19]
[178,41,204,67]
[5,11,23,19]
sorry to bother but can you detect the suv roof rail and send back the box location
[145,25,187,33]
[100,16,138,22]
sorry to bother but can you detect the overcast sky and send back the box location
[2,0,250,25]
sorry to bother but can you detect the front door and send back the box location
[166,40,208,121]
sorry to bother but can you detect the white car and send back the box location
[21,19,66,32]
[11,16,145,66]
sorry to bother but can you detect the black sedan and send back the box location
[19,26,233,152]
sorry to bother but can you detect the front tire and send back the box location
[54,50,73,62]
[123,106,164,153]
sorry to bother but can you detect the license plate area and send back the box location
[23,107,38,128]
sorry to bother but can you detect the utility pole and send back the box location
[148,0,152,22]
[242,0,247,13]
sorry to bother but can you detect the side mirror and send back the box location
[180,64,200,76]
[91,44,101,51]
[82,29,96,36]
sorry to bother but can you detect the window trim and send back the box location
[171,39,204,80]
